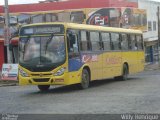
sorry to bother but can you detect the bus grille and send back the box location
[31,73,52,76]
[33,78,50,82]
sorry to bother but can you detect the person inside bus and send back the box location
[67,33,78,53]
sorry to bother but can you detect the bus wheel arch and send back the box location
[123,62,129,74]
[115,62,129,81]
[121,63,129,81]
[79,66,91,89]
[83,66,91,80]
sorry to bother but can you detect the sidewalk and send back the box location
[0,80,18,87]
[145,62,160,71]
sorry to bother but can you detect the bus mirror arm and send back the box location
[9,44,13,51]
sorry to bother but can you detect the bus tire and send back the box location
[79,69,90,89]
[115,64,128,81]
[38,85,50,91]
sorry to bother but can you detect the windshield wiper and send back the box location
[45,33,54,54]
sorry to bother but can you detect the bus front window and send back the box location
[19,35,66,66]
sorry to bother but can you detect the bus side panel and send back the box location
[80,53,103,81]
[90,53,103,81]
[122,51,139,74]
[137,51,145,72]
[102,52,122,79]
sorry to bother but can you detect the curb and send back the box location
[0,81,18,87]
[0,83,18,87]
[144,67,160,71]
[144,68,160,71]
[144,63,160,71]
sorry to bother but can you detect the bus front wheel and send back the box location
[38,85,50,91]
[79,69,90,89]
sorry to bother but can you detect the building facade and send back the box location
[138,0,160,63]
[0,0,159,68]
[0,0,144,69]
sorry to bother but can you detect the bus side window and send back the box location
[80,31,91,51]
[130,35,137,50]
[90,31,101,51]
[110,33,120,50]
[121,33,129,50]
[136,35,143,50]
[101,32,111,51]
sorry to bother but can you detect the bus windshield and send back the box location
[19,35,66,67]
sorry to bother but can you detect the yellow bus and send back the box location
[18,22,144,91]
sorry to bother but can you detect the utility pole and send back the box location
[4,0,12,63]
[158,6,160,66]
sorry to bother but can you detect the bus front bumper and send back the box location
[19,71,81,86]
[19,76,66,86]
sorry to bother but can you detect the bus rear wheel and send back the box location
[38,85,50,91]
[79,69,90,89]
[115,64,128,81]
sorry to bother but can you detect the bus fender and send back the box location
[80,64,91,79]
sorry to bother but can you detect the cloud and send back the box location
[1,0,39,5]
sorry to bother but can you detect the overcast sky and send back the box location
[0,0,39,5]
[1,0,160,5]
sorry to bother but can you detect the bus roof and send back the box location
[21,22,143,34]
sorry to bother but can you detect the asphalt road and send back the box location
[0,70,160,115]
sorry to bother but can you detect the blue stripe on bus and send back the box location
[68,58,83,72]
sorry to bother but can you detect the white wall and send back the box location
[138,0,160,41]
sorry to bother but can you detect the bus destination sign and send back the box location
[21,25,64,35]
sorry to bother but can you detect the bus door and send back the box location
[67,30,82,74]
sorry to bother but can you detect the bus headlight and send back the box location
[54,67,66,76]
[19,68,29,77]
